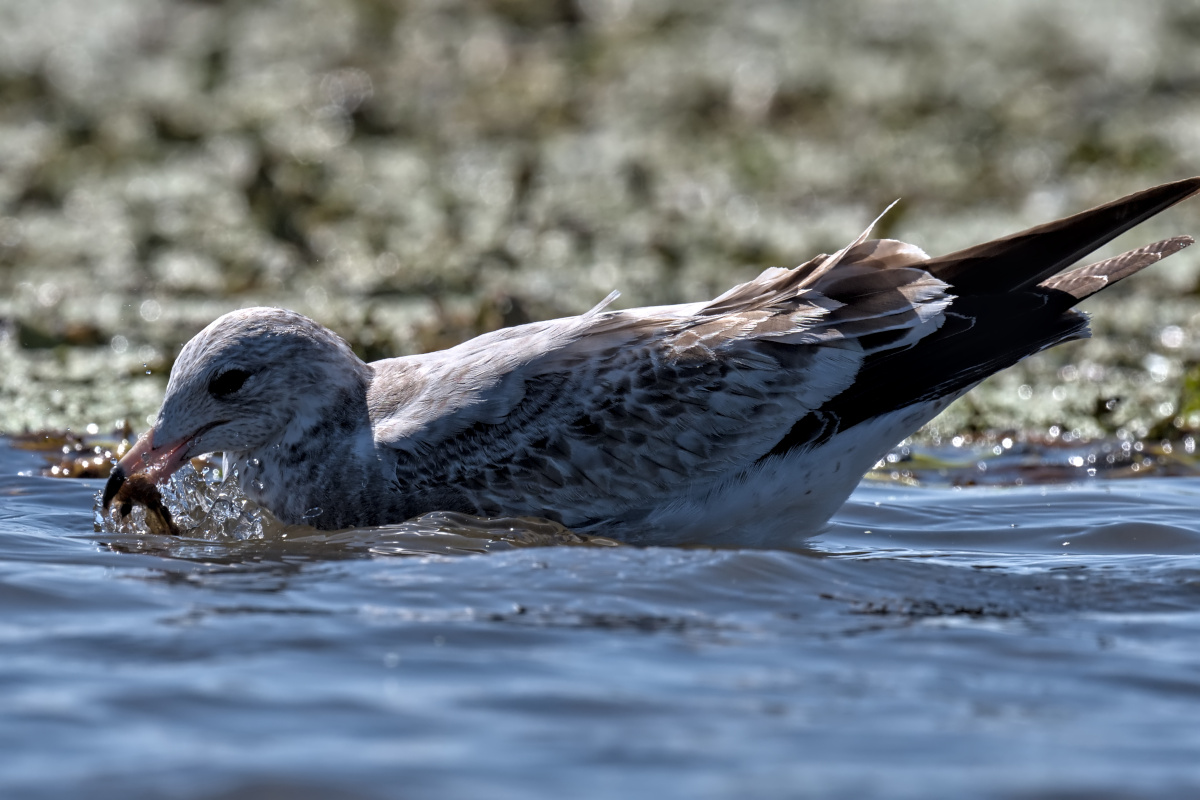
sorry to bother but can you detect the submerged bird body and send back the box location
[105,179,1200,545]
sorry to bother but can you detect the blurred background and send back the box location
[2,0,1199,442]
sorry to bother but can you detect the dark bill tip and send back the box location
[102,463,127,511]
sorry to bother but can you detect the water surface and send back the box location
[2,441,1200,798]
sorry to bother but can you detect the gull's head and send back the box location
[103,307,371,510]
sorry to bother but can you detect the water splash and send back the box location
[94,462,265,540]
[91,461,618,556]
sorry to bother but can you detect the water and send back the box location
[4,440,1200,799]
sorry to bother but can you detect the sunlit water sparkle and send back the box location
[3,440,1200,798]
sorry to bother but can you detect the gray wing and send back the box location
[366,235,951,526]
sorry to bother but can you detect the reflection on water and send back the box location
[3,439,1200,798]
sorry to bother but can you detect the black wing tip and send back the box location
[1158,175,1200,196]
[1094,175,1200,216]
[924,176,1200,294]
[1116,176,1200,222]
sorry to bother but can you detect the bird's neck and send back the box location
[236,379,397,529]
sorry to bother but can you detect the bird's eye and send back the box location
[208,368,253,398]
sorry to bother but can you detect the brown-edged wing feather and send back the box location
[369,238,953,526]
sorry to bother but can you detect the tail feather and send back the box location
[1039,235,1194,303]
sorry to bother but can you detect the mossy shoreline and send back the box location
[3,0,1199,446]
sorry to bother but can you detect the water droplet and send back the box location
[139,298,161,322]
[92,456,267,541]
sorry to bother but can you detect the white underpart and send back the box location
[626,396,957,548]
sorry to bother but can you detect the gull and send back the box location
[104,178,1199,545]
